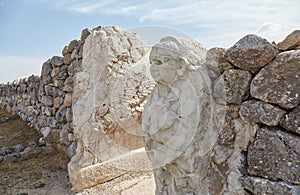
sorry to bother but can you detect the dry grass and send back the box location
[0,109,71,194]
[0,110,40,148]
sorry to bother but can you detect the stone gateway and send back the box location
[1,27,300,194]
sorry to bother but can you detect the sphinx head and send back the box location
[149,37,188,84]
[149,36,206,84]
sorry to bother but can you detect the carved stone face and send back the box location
[150,47,180,84]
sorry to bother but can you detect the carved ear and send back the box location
[177,58,188,76]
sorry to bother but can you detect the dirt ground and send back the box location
[0,109,71,195]
[0,109,155,195]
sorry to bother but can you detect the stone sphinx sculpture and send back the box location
[142,36,218,194]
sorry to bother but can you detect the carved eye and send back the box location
[155,60,162,65]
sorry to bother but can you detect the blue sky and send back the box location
[0,0,299,83]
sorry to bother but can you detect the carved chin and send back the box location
[150,72,162,82]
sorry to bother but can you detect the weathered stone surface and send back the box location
[241,176,300,195]
[59,126,68,144]
[62,45,68,56]
[67,142,76,158]
[214,104,236,146]
[56,69,68,80]
[143,36,220,194]
[48,117,58,128]
[13,144,25,153]
[68,133,75,142]
[42,107,55,116]
[80,28,92,42]
[66,108,72,122]
[64,93,72,107]
[51,67,60,78]
[40,126,51,138]
[62,122,72,133]
[53,97,63,109]
[38,137,46,146]
[206,47,234,80]
[71,49,77,60]
[224,34,279,73]
[3,153,21,162]
[63,77,73,93]
[41,61,52,77]
[67,62,76,76]
[277,30,300,51]
[0,116,9,123]
[281,106,300,135]
[50,56,64,67]
[143,36,253,194]
[0,147,11,156]
[69,26,155,191]
[63,53,72,65]
[42,75,52,85]
[41,60,52,85]
[44,85,58,97]
[251,50,300,109]
[222,118,252,194]
[53,78,64,88]
[41,95,53,107]
[69,159,126,191]
[69,148,151,191]
[213,69,252,104]
[67,39,80,53]
[56,106,67,123]
[248,126,300,184]
[240,99,286,126]
[207,165,225,194]
[20,146,42,159]
[78,46,84,59]
[41,127,60,144]
[80,172,155,195]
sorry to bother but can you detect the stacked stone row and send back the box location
[0,75,40,127]
[208,30,300,194]
[0,28,92,158]
[0,140,55,163]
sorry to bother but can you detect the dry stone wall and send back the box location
[210,32,300,194]
[0,28,92,158]
[0,26,300,194]
[143,31,300,194]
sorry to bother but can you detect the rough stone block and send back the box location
[248,126,300,184]
[224,34,279,73]
[277,30,300,51]
[251,50,300,109]
[280,106,300,135]
[240,99,286,126]
[50,56,64,67]
[241,176,300,195]
[213,69,252,104]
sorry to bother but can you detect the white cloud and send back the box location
[67,1,117,14]
[0,56,46,83]
[62,0,292,24]
[20,0,300,48]
[256,23,283,42]
[63,1,298,38]
[22,0,300,28]
[67,1,154,16]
